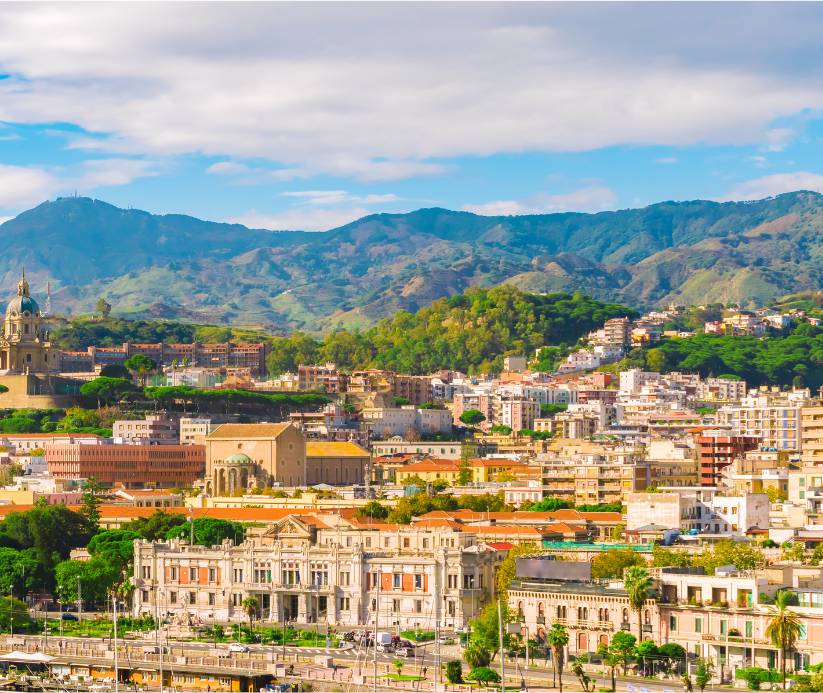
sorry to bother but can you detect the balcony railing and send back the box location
[548,617,613,630]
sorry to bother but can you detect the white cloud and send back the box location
[205,161,250,175]
[0,163,56,208]
[79,158,158,187]
[655,157,678,164]
[746,155,768,168]
[714,171,823,202]
[281,190,403,206]
[225,207,373,232]
[462,186,618,216]
[0,216,13,225]
[0,5,820,182]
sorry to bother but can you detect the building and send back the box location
[362,405,452,437]
[603,317,632,348]
[503,355,527,372]
[132,515,504,628]
[395,458,527,486]
[371,439,476,460]
[0,271,60,373]
[114,414,179,443]
[46,442,204,489]
[297,363,347,393]
[717,393,806,450]
[204,424,369,494]
[493,397,540,431]
[696,431,761,486]
[696,378,748,401]
[180,417,220,445]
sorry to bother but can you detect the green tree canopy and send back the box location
[591,548,644,579]
[120,510,187,541]
[459,410,486,427]
[166,517,246,546]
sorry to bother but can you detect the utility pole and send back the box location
[9,584,12,637]
[373,575,379,693]
[77,576,82,624]
[113,594,119,693]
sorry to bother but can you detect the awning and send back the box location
[0,652,55,663]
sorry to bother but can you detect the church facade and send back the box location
[0,271,59,373]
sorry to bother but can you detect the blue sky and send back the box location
[1,3,823,231]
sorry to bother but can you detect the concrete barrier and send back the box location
[314,655,333,667]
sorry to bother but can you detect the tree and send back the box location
[468,601,514,662]
[624,565,653,643]
[80,377,135,408]
[572,660,595,692]
[634,640,659,674]
[87,529,141,571]
[527,497,573,512]
[547,623,569,693]
[467,667,500,685]
[609,631,637,676]
[597,642,620,690]
[445,660,463,684]
[121,510,187,541]
[354,501,389,520]
[124,354,158,386]
[765,590,803,690]
[392,659,404,677]
[0,596,30,633]
[80,477,108,529]
[646,349,668,373]
[456,443,476,486]
[403,427,421,442]
[495,471,518,482]
[695,657,714,692]
[703,539,765,573]
[95,299,112,319]
[781,541,805,564]
[497,544,539,602]
[55,557,120,605]
[463,643,491,670]
[650,545,693,568]
[591,548,644,579]
[767,487,787,503]
[459,409,486,427]
[99,364,133,380]
[167,518,246,546]
[242,596,261,634]
[658,642,686,674]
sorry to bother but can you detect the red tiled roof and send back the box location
[483,542,514,550]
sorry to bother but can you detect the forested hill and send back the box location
[3,191,823,330]
[265,286,638,375]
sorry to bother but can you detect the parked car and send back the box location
[438,635,453,644]
[228,643,250,653]
[61,614,78,621]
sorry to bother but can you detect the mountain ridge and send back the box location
[3,191,823,331]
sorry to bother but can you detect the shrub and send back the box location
[468,667,500,684]
[445,661,463,684]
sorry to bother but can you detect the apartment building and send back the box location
[113,414,179,443]
[620,369,661,394]
[297,363,348,393]
[696,431,761,486]
[603,317,632,347]
[371,440,474,460]
[60,342,270,376]
[696,378,748,401]
[132,515,505,628]
[179,417,219,445]
[717,392,807,450]
[452,392,494,430]
[362,405,452,437]
[493,396,540,431]
[395,458,527,486]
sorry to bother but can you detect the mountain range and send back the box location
[3,191,823,332]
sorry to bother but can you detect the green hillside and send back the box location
[3,191,823,330]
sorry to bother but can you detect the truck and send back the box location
[375,632,393,647]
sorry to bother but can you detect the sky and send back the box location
[2,2,823,231]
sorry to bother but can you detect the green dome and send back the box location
[225,453,252,463]
[6,295,39,316]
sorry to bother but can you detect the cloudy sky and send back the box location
[2,2,823,230]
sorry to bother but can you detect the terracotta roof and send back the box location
[467,459,528,468]
[545,510,584,520]
[577,512,623,521]
[470,526,548,535]
[414,511,457,521]
[207,423,292,439]
[544,522,588,533]
[290,515,330,528]
[306,441,370,457]
[412,519,465,529]
[483,542,514,550]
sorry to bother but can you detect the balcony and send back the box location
[549,617,613,630]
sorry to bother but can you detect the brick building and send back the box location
[696,431,761,486]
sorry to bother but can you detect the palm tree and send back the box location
[241,596,261,639]
[765,590,803,690]
[547,623,569,693]
[624,565,653,642]
[463,643,491,669]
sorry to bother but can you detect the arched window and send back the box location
[355,467,359,482]
[315,469,320,482]
[518,601,524,618]
[644,609,651,625]
[578,607,584,621]
[583,607,588,620]
[538,603,545,617]
[603,608,609,622]
[622,608,629,623]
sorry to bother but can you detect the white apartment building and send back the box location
[620,369,661,394]
[363,405,453,437]
[559,350,602,373]
[718,392,808,451]
[695,378,747,401]
[503,355,527,372]
[180,417,219,445]
[567,403,624,429]
[132,516,505,629]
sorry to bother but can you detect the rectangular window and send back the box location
[169,591,177,604]
[190,567,197,581]
[746,621,753,638]
[695,618,702,634]
[393,573,401,588]
[384,537,390,548]
[339,597,350,611]
[208,568,216,582]
[340,572,350,586]
[669,615,677,632]
[365,537,371,548]
[346,536,352,547]
[393,599,400,613]
[423,538,429,549]
[208,592,215,606]
[720,619,727,636]
[415,599,422,614]
[414,575,423,588]
[463,574,474,589]
[169,567,177,581]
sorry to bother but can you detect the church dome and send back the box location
[6,270,39,316]
[225,453,252,464]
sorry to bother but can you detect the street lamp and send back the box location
[9,584,12,637]
[59,585,63,640]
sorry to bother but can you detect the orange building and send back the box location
[46,443,204,489]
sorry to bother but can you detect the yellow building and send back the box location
[395,458,527,485]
